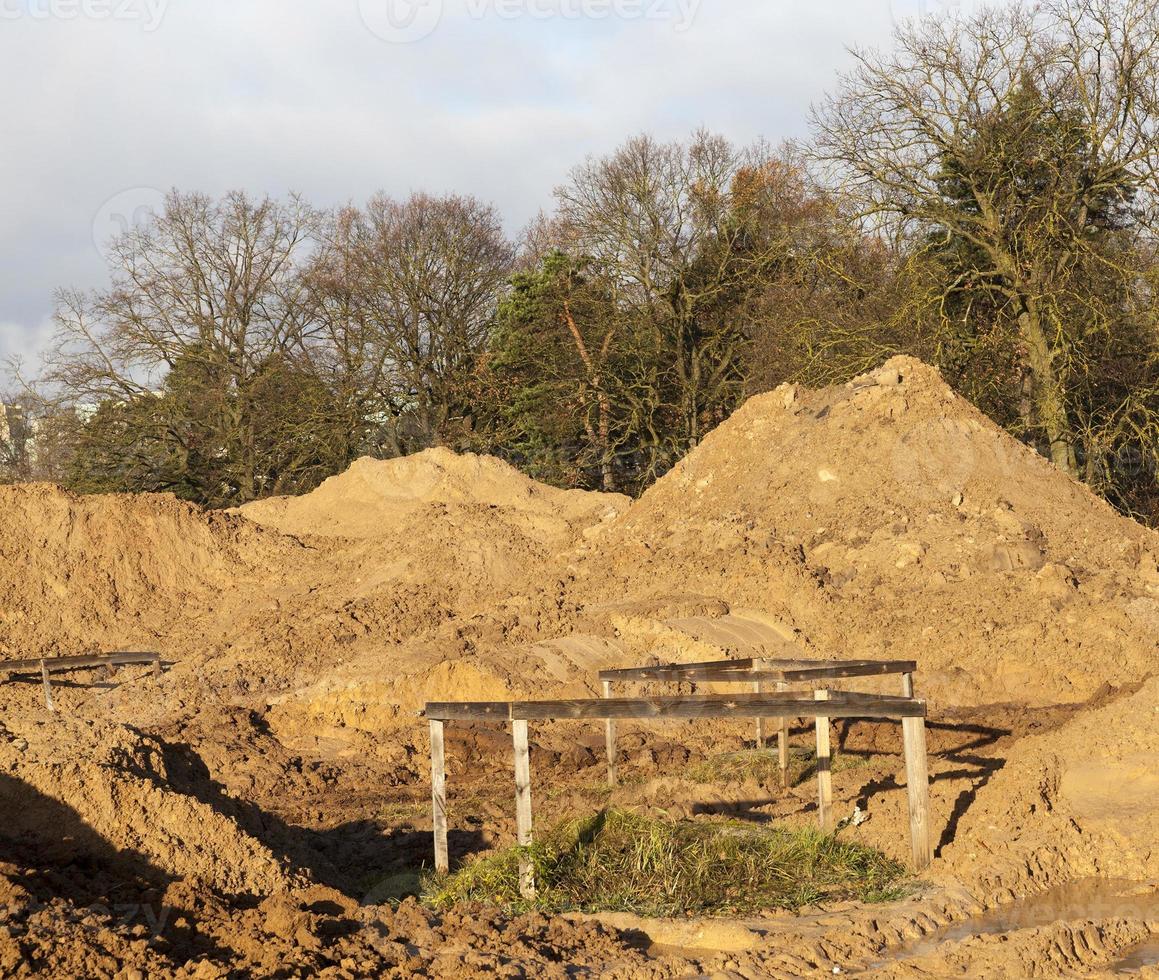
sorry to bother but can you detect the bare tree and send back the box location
[553,131,807,480]
[45,189,325,503]
[302,205,397,462]
[337,192,515,453]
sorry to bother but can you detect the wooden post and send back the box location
[814,690,833,831]
[777,681,789,788]
[902,715,932,871]
[153,654,162,679]
[901,672,914,698]
[430,720,449,874]
[104,662,117,682]
[753,680,764,748]
[513,719,535,898]
[601,679,617,788]
[40,660,55,712]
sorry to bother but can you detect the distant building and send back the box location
[0,403,29,461]
[1,403,29,477]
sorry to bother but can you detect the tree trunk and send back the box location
[1019,301,1078,478]
[596,390,615,493]
[562,299,617,493]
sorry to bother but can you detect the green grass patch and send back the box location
[423,809,907,916]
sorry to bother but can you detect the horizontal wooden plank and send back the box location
[815,689,911,704]
[755,657,917,671]
[424,690,927,723]
[599,667,758,682]
[1,652,163,674]
[600,668,807,683]
[598,658,755,681]
[775,661,918,681]
[598,662,817,682]
[424,701,513,721]
[659,657,759,671]
[599,659,917,683]
[511,693,926,721]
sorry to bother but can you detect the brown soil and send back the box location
[1,356,1156,978]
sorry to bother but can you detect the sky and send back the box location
[0,0,977,374]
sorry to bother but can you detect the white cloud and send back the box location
[0,0,912,369]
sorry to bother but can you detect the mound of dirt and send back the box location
[575,356,1159,706]
[938,675,1159,894]
[0,715,298,898]
[0,484,301,660]
[238,449,627,542]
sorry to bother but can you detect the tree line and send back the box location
[5,0,1159,522]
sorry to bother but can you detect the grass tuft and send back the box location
[424,809,907,916]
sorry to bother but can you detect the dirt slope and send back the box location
[0,484,304,660]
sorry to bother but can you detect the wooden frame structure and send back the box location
[424,687,931,898]
[600,657,917,790]
[0,652,166,712]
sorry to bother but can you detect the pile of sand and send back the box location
[940,674,1159,891]
[0,484,302,660]
[232,451,629,665]
[573,356,1159,706]
[238,449,627,542]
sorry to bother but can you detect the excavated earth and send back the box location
[1,357,1157,978]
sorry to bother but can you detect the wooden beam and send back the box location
[774,661,918,682]
[597,660,918,684]
[424,693,927,724]
[598,665,762,682]
[512,720,535,898]
[601,679,617,788]
[598,658,758,681]
[509,693,926,722]
[153,653,162,679]
[797,689,914,705]
[2,652,166,676]
[430,720,449,875]
[425,702,512,722]
[814,690,833,831]
[902,672,915,698]
[755,657,917,671]
[777,681,789,788]
[902,716,932,871]
[40,659,54,713]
